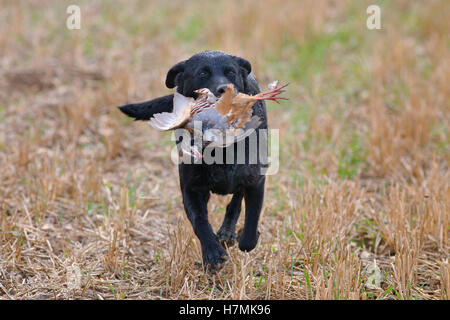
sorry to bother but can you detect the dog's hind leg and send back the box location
[217,190,244,247]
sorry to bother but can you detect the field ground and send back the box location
[0,0,448,299]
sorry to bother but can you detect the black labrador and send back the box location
[118,50,268,271]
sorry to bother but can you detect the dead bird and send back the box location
[149,81,288,157]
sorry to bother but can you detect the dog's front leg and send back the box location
[238,177,265,252]
[217,190,244,247]
[182,188,227,272]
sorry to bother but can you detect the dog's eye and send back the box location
[198,70,210,78]
[226,69,236,76]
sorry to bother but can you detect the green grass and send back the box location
[173,15,204,43]
[337,132,367,179]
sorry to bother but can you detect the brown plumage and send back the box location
[149,82,288,132]
[148,90,213,131]
[148,81,288,157]
[215,81,289,129]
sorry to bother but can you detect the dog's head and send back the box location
[165,50,252,97]
[117,51,260,122]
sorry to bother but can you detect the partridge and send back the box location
[187,81,288,148]
[148,81,288,157]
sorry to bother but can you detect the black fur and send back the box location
[118,51,267,272]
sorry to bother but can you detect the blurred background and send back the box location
[0,0,448,300]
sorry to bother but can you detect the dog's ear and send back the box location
[165,60,186,89]
[232,56,252,78]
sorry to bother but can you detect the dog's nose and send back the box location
[215,84,229,97]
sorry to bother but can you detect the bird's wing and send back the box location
[149,112,177,130]
[149,101,192,131]
[173,92,195,114]
[228,95,255,129]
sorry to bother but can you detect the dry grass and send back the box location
[0,0,448,299]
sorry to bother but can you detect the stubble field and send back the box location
[0,0,448,299]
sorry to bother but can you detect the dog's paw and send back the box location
[237,228,260,252]
[217,227,236,248]
[202,243,228,273]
